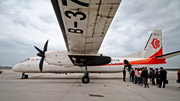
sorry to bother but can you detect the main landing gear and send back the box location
[21,72,28,79]
[81,66,90,83]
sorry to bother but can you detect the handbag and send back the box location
[176,79,180,83]
[165,80,168,84]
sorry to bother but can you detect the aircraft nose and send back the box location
[12,64,20,72]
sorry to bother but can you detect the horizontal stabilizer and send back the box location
[155,50,180,59]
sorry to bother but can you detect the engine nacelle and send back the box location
[45,50,74,67]
[45,50,111,67]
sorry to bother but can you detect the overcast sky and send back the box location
[0,0,180,67]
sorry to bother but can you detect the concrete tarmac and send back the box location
[0,70,180,101]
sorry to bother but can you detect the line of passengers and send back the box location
[129,67,167,88]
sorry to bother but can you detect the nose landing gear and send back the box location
[21,72,28,79]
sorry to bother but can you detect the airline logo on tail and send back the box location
[151,38,160,49]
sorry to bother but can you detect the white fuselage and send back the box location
[12,57,151,73]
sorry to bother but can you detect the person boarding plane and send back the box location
[12,0,180,83]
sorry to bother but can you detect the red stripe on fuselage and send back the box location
[97,58,166,66]
[92,47,166,67]
[129,58,166,65]
[129,47,165,65]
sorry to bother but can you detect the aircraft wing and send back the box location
[155,50,180,59]
[51,0,121,54]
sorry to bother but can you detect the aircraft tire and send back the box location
[21,75,26,79]
[25,75,28,79]
[82,76,90,84]
[21,75,28,79]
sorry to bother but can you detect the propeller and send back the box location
[34,40,49,72]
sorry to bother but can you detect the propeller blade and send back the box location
[37,53,43,57]
[34,40,49,72]
[39,57,44,72]
[34,46,44,55]
[43,39,49,52]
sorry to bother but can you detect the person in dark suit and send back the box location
[141,67,149,88]
[158,67,167,88]
[130,68,134,82]
[155,68,159,86]
[150,69,155,85]
[123,68,126,82]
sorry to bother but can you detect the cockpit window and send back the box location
[20,58,30,62]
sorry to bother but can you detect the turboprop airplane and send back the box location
[12,0,180,83]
